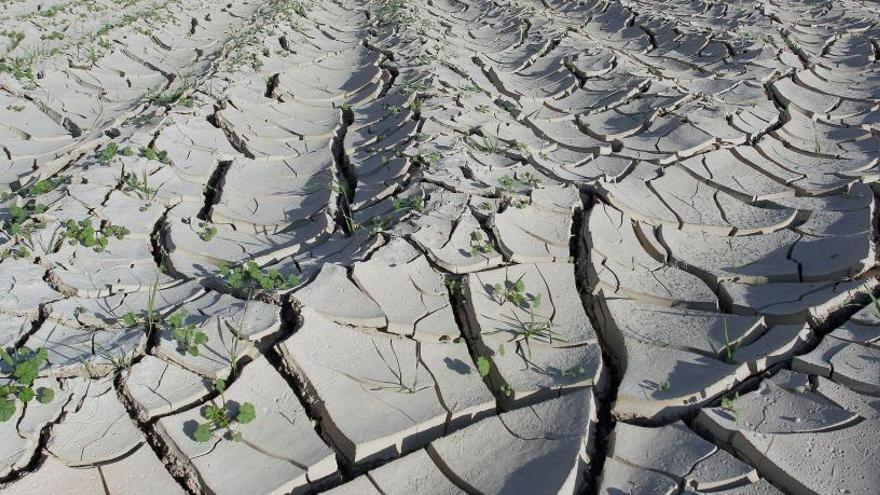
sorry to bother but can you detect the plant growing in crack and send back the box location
[497,175,524,195]
[123,171,159,200]
[476,355,492,377]
[444,276,462,293]
[469,230,494,257]
[392,194,424,213]
[0,347,54,422]
[197,222,218,242]
[331,178,358,232]
[721,392,740,422]
[480,135,503,154]
[3,202,47,237]
[193,378,256,443]
[495,294,562,358]
[413,151,441,169]
[61,218,130,252]
[218,261,300,297]
[490,275,527,307]
[93,342,135,374]
[24,176,68,197]
[121,274,161,332]
[140,146,170,164]
[167,312,208,357]
[709,318,740,364]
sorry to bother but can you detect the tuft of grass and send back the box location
[709,318,740,364]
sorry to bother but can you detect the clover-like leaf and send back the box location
[193,423,213,443]
[0,398,16,422]
[37,387,54,404]
[476,356,491,377]
[236,402,256,424]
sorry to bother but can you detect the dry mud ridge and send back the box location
[0,0,878,493]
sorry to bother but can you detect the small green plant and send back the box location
[167,312,208,357]
[709,318,740,364]
[24,176,67,197]
[469,230,494,257]
[198,222,218,241]
[868,292,880,319]
[140,146,170,164]
[659,381,670,392]
[520,171,540,187]
[476,356,491,377]
[498,294,559,358]
[392,195,424,212]
[413,151,440,169]
[121,274,161,331]
[331,179,358,232]
[498,175,521,193]
[98,142,119,163]
[122,311,139,327]
[193,379,256,443]
[62,218,130,252]
[490,275,527,307]
[218,261,300,295]
[481,135,502,154]
[721,392,740,422]
[444,276,462,293]
[0,347,54,422]
[4,202,47,236]
[123,171,158,199]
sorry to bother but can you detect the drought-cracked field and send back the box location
[0,0,879,493]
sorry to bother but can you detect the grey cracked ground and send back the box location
[0,0,879,493]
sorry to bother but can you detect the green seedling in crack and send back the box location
[121,274,161,333]
[168,312,208,357]
[218,261,300,296]
[721,392,740,422]
[0,347,54,422]
[392,195,424,213]
[490,275,527,307]
[497,175,521,194]
[330,178,358,232]
[469,230,494,257]
[25,176,68,197]
[193,378,256,443]
[476,356,492,377]
[480,135,503,154]
[497,293,561,358]
[62,218,130,252]
[123,171,159,201]
[198,222,218,242]
[709,318,740,364]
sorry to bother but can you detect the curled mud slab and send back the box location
[1,0,879,493]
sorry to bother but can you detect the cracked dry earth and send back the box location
[1,0,880,494]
